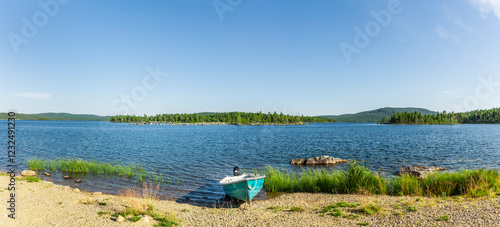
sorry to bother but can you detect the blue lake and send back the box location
[3,120,500,202]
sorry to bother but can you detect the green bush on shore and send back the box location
[261,161,500,197]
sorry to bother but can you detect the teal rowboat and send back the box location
[219,173,265,203]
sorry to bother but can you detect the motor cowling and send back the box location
[233,166,240,176]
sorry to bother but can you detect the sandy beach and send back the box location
[1,174,499,226]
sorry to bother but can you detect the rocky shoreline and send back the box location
[2,174,499,226]
[290,156,348,165]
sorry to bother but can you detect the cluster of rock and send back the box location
[290,156,348,165]
[394,166,447,179]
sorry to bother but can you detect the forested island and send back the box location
[380,107,500,125]
[110,112,335,125]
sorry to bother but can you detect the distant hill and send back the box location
[318,107,437,122]
[0,112,110,121]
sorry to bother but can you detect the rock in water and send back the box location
[291,156,348,165]
[21,170,36,177]
[63,176,72,180]
[75,179,82,183]
[44,172,50,177]
[394,166,447,179]
[290,159,306,165]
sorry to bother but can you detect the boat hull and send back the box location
[221,178,264,202]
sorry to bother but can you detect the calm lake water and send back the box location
[3,120,500,202]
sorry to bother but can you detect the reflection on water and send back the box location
[3,121,500,202]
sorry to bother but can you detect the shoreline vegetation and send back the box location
[260,161,500,198]
[380,107,500,125]
[110,112,335,125]
[27,159,165,184]
[26,158,500,199]
[2,174,499,226]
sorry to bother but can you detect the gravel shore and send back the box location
[1,175,499,226]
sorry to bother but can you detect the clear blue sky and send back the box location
[1,0,500,116]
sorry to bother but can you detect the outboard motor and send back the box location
[233,166,240,176]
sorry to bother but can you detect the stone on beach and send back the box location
[394,165,447,179]
[92,192,102,196]
[21,170,36,176]
[141,215,154,223]
[116,215,125,222]
[290,156,348,165]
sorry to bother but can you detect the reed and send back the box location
[26,158,164,184]
[261,161,500,197]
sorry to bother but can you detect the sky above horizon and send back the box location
[1,0,500,116]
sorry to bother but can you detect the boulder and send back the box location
[116,215,125,222]
[74,188,80,192]
[75,179,82,183]
[291,156,348,165]
[142,215,154,223]
[290,159,306,165]
[44,172,50,177]
[21,170,36,177]
[64,176,72,180]
[394,166,447,179]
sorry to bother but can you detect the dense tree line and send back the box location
[110,112,335,124]
[380,108,500,125]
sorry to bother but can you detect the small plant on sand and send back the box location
[321,201,360,213]
[181,208,189,212]
[406,206,417,212]
[58,202,62,205]
[98,211,111,216]
[99,202,107,206]
[151,212,180,227]
[267,206,281,210]
[130,215,142,222]
[19,176,40,183]
[358,222,369,226]
[435,214,449,221]
[290,206,304,212]
[343,214,359,219]
[328,208,343,217]
[358,203,381,215]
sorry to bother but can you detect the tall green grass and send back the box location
[261,161,500,197]
[262,160,387,195]
[27,158,165,184]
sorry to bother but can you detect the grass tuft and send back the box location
[358,203,381,215]
[290,206,304,212]
[19,176,40,183]
[435,214,449,221]
[130,215,142,222]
